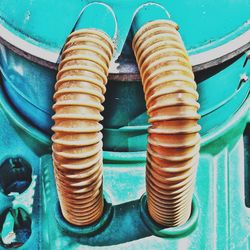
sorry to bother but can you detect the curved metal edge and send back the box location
[139,194,199,238]
[0,77,248,163]
[191,29,250,72]
[1,22,250,75]
[54,196,113,236]
[108,29,250,81]
[0,24,59,70]
[201,95,250,147]
[0,83,51,146]
[74,2,118,40]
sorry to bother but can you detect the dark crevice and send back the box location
[244,124,250,207]
[0,157,32,195]
[0,207,31,248]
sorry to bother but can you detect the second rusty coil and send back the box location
[132,20,201,227]
[52,29,114,226]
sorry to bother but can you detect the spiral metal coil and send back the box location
[133,20,201,227]
[52,29,114,226]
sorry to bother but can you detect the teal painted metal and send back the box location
[0,0,249,59]
[103,52,250,152]
[0,45,55,133]
[0,1,249,248]
[0,60,249,156]
[0,2,249,134]
[40,99,250,248]
[0,109,42,249]
[0,74,249,248]
[74,3,117,39]
[0,45,249,139]
[0,84,50,154]
[0,2,117,133]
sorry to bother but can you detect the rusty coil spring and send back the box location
[132,20,201,227]
[52,29,114,226]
